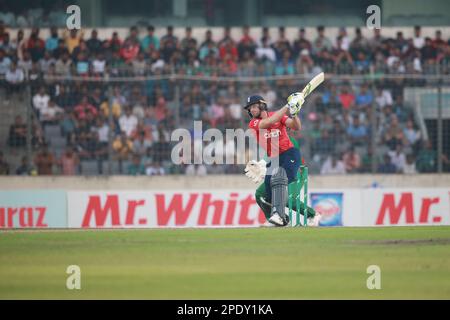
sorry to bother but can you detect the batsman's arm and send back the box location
[258,105,289,129]
[285,115,302,131]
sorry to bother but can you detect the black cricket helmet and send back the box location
[244,95,268,118]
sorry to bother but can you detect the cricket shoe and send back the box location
[268,212,285,227]
[261,220,277,227]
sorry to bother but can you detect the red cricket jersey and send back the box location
[248,112,293,157]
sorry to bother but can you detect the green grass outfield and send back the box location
[0,226,449,299]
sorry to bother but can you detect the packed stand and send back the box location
[1,23,449,175]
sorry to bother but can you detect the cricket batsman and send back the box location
[244,93,321,227]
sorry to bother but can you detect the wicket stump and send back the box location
[288,165,308,227]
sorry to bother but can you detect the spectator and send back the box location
[92,117,109,146]
[0,48,11,76]
[349,27,369,56]
[256,36,276,62]
[361,146,377,172]
[133,130,152,156]
[119,106,138,137]
[18,50,33,75]
[416,140,437,173]
[92,52,106,76]
[382,116,406,151]
[60,147,80,175]
[34,144,55,175]
[146,161,166,176]
[8,115,26,148]
[320,154,346,174]
[375,87,393,109]
[16,156,36,176]
[355,83,373,109]
[339,86,355,110]
[33,86,50,115]
[403,154,417,174]
[113,131,133,160]
[272,26,292,61]
[45,26,59,52]
[39,50,55,74]
[346,115,368,145]
[127,154,145,175]
[403,119,421,151]
[413,26,425,49]
[218,26,235,47]
[26,27,45,61]
[369,28,385,51]
[293,28,312,58]
[5,61,24,99]
[64,29,83,54]
[54,50,72,76]
[388,145,406,173]
[140,25,160,54]
[378,154,397,174]
[312,25,332,54]
[40,99,64,124]
[74,96,98,120]
[336,27,350,51]
[12,29,26,60]
[121,35,140,63]
[0,32,14,56]
[160,25,178,62]
[0,151,10,175]
[238,25,256,59]
[86,29,102,55]
[343,147,361,173]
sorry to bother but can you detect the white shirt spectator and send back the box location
[256,46,276,62]
[320,157,346,175]
[33,92,50,113]
[5,67,24,84]
[119,113,138,137]
[413,37,425,49]
[92,58,106,74]
[388,149,406,172]
[404,127,421,145]
[403,161,417,174]
[40,103,63,121]
[375,89,393,108]
[92,124,109,143]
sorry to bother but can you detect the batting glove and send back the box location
[287,92,305,116]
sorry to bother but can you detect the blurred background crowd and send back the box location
[1,20,449,176]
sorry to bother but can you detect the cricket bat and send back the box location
[300,72,325,99]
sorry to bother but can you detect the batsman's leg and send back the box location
[269,167,289,226]
[255,182,271,221]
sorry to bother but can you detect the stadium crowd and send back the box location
[1,23,449,175]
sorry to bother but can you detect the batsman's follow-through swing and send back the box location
[244,73,324,227]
